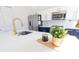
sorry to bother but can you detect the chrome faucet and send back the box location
[13,17,23,35]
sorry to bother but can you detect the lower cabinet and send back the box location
[66,29,79,39]
[74,29,79,39]
[38,27,79,39]
[38,26,50,33]
[65,29,75,36]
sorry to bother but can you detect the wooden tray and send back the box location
[37,38,59,49]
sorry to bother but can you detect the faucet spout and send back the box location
[13,17,23,35]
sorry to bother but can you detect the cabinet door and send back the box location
[66,29,74,35]
[66,7,78,20]
[38,27,50,32]
[76,8,79,20]
[74,29,79,39]
[0,7,14,31]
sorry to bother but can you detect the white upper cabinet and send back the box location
[66,7,78,20]
[0,7,14,31]
[76,7,79,20]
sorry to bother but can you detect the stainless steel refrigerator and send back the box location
[28,14,42,31]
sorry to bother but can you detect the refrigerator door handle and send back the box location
[29,21,31,26]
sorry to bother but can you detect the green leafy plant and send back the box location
[50,26,68,39]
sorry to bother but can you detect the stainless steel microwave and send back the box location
[52,11,66,20]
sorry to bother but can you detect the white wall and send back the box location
[0,6,51,32]
[0,6,49,32]
[12,7,29,32]
[0,6,31,32]
[0,7,14,31]
[36,6,78,28]
[0,6,79,32]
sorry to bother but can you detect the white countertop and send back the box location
[0,31,79,52]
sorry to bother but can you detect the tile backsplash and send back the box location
[42,20,77,28]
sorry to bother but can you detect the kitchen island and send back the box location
[0,31,79,52]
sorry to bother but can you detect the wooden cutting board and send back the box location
[37,38,59,49]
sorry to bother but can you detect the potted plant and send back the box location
[50,26,68,47]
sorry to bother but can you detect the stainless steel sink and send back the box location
[18,31,32,35]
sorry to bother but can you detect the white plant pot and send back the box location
[52,37,64,47]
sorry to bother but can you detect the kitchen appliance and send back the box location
[28,14,42,31]
[52,11,66,20]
